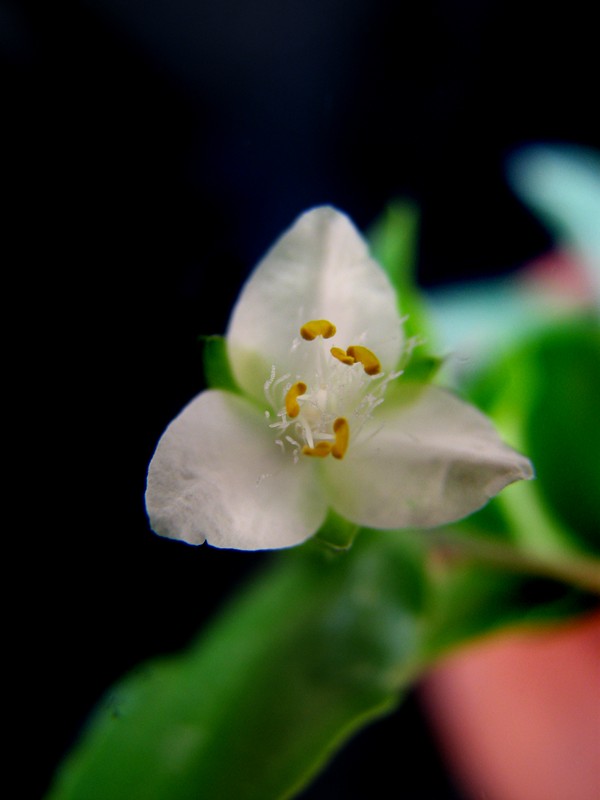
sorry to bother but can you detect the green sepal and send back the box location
[314,509,361,551]
[200,334,240,393]
[400,352,444,383]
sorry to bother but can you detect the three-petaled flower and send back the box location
[146,207,533,550]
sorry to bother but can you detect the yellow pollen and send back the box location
[285,381,307,418]
[300,319,337,340]
[302,441,333,458]
[331,417,349,459]
[330,346,355,366]
[345,345,381,375]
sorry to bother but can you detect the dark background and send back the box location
[5,0,597,797]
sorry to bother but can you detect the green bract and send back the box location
[145,207,533,550]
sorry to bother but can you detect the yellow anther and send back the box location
[345,345,381,376]
[301,419,349,460]
[330,346,355,366]
[300,319,337,340]
[331,417,349,460]
[302,441,333,458]
[285,381,307,419]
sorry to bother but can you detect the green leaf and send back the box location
[46,530,594,800]
[368,200,431,348]
[200,335,239,393]
[525,318,600,555]
[48,534,423,800]
[463,315,600,559]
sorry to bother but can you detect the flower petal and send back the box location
[146,390,327,550]
[227,206,404,403]
[323,385,534,529]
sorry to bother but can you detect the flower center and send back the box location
[264,319,400,462]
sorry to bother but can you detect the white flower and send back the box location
[146,207,533,550]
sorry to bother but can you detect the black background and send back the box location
[5,0,598,797]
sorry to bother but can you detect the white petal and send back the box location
[323,385,534,529]
[145,390,327,550]
[227,206,404,402]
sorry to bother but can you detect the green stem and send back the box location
[428,528,600,596]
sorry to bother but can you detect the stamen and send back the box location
[266,318,394,463]
[302,441,333,458]
[331,417,349,459]
[330,346,355,366]
[346,345,381,375]
[285,381,307,418]
[300,319,337,340]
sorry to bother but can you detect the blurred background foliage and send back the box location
[4,1,598,797]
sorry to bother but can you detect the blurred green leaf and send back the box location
[48,533,423,800]
[368,200,432,349]
[47,528,594,800]
[525,318,600,554]
[464,315,600,558]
